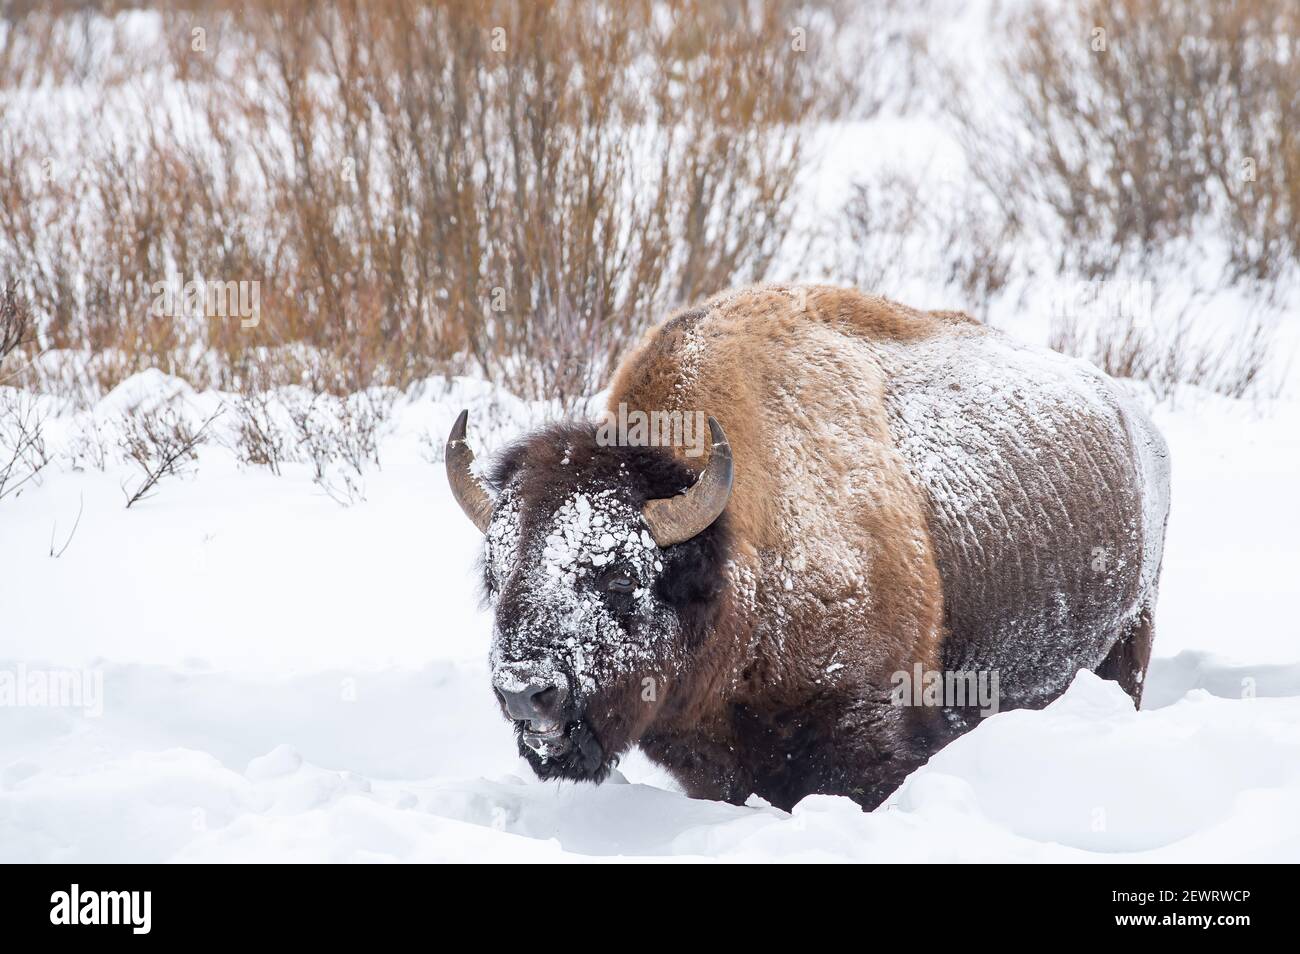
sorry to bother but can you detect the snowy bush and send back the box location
[117,401,223,508]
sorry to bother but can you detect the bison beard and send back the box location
[447,285,1171,812]
[514,718,607,782]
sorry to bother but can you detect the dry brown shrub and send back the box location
[0,279,33,369]
[1,0,856,405]
[950,0,1299,286]
[1047,298,1280,402]
[117,401,223,507]
[834,172,1015,314]
[0,387,49,500]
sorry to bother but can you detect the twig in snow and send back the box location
[49,493,84,558]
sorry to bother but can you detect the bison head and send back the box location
[446,410,732,782]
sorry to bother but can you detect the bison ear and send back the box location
[446,409,495,533]
[642,417,733,547]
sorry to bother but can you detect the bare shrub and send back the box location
[1202,321,1277,400]
[117,403,223,508]
[315,468,366,508]
[0,279,34,374]
[68,416,109,472]
[950,0,1299,287]
[232,389,292,476]
[332,392,393,477]
[0,388,49,501]
[418,429,445,467]
[284,389,392,505]
[1049,311,1158,382]
[1048,306,1279,402]
[833,171,1015,314]
[285,395,333,485]
[833,174,928,293]
[0,1,856,403]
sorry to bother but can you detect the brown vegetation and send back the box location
[118,401,222,506]
[954,0,1299,287]
[1,0,1292,409]
[0,0,854,406]
[833,0,1295,398]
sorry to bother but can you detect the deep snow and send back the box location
[2,373,1298,862]
[2,0,1298,863]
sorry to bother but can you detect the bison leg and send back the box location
[639,731,757,806]
[1095,605,1155,707]
[831,698,956,811]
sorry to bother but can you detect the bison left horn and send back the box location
[446,409,495,533]
[642,416,733,547]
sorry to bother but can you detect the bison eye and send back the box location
[605,575,635,594]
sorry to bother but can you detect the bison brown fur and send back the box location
[449,285,1172,811]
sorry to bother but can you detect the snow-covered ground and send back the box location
[2,0,1298,864]
[2,371,1298,862]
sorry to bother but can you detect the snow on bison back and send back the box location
[446,284,1171,811]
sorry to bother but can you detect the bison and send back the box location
[447,285,1171,810]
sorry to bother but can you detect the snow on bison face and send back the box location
[446,412,732,782]
[486,486,678,779]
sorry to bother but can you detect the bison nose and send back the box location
[495,679,570,725]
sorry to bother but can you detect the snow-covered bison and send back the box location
[447,285,1171,810]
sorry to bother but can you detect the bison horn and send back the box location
[446,409,495,533]
[642,417,733,547]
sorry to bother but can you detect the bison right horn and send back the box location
[642,416,733,547]
[446,409,495,533]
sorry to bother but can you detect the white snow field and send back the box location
[2,370,1298,863]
